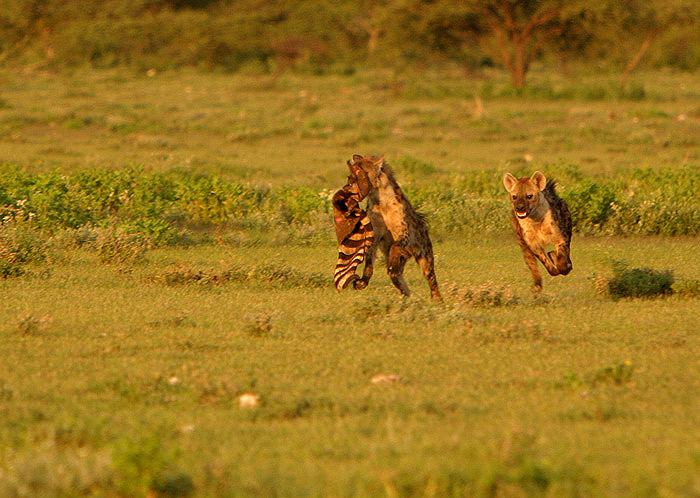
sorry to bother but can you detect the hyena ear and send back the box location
[372,155,385,170]
[531,171,547,191]
[352,154,364,164]
[503,173,517,192]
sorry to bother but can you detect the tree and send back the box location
[473,1,569,89]
[570,0,700,86]
[379,0,572,90]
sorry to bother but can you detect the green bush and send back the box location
[272,186,328,224]
[607,263,674,299]
[566,181,621,233]
[2,163,700,246]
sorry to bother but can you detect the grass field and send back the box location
[1,67,700,497]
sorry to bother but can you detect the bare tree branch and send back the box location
[523,7,560,38]
[620,30,659,86]
[527,26,563,64]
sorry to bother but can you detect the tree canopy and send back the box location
[1,0,698,86]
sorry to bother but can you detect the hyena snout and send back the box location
[512,197,539,218]
[513,202,529,217]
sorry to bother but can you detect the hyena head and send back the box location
[345,159,371,199]
[349,154,386,188]
[503,171,547,219]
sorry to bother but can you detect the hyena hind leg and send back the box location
[387,243,411,297]
[522,247,544,293]
[416,254,442,302]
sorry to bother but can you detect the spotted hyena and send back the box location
[503,171,573,293]
[349,154,441,301]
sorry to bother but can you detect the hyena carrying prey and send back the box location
[350,154,442,301]
[503,171,573,293]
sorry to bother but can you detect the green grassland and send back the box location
[1,67,700,497]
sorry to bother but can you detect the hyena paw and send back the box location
[548,250,572,275]
[560,261,573,275]
[531,283,543,295]
[546,251,562,276]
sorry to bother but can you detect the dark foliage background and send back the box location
[1,0,698,80]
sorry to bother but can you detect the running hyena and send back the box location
[503,171,573,293]
[350,154,441,301]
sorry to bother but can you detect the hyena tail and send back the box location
[334,214,374,290]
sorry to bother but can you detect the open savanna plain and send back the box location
[1,67,700,497]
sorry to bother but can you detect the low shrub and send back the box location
[672,279,700,297]
[0,206,48,277]
[559,361,634,389]
[245,313,273,337]
[447,281,519,307]
[151,262,328,289]
[96,229,150,266]
[607,263,674,299]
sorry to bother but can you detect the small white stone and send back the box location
[371,374,402,385]
[238,393,260,408]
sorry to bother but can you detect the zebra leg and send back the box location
[353,233,380,290]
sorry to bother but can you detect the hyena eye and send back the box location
[526,194,533,199]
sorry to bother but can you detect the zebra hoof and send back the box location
[353,278,368,290]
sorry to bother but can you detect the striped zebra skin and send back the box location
[333,211,374,290]
[331,165,374,291]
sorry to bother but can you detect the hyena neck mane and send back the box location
[525,179,560,223]
[351,155,420,217]
[526,193,551,223]
[359,159,403,203]
[375,163,403,201]
[537,179,563,218]
[544,178,559,197]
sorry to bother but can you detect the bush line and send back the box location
[2,164,700,246]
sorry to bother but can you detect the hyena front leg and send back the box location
[535,247,561,277]
[387,242,411,297]
[416,249,442,302]
[521,245,544,293]
[548,242,572,275]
